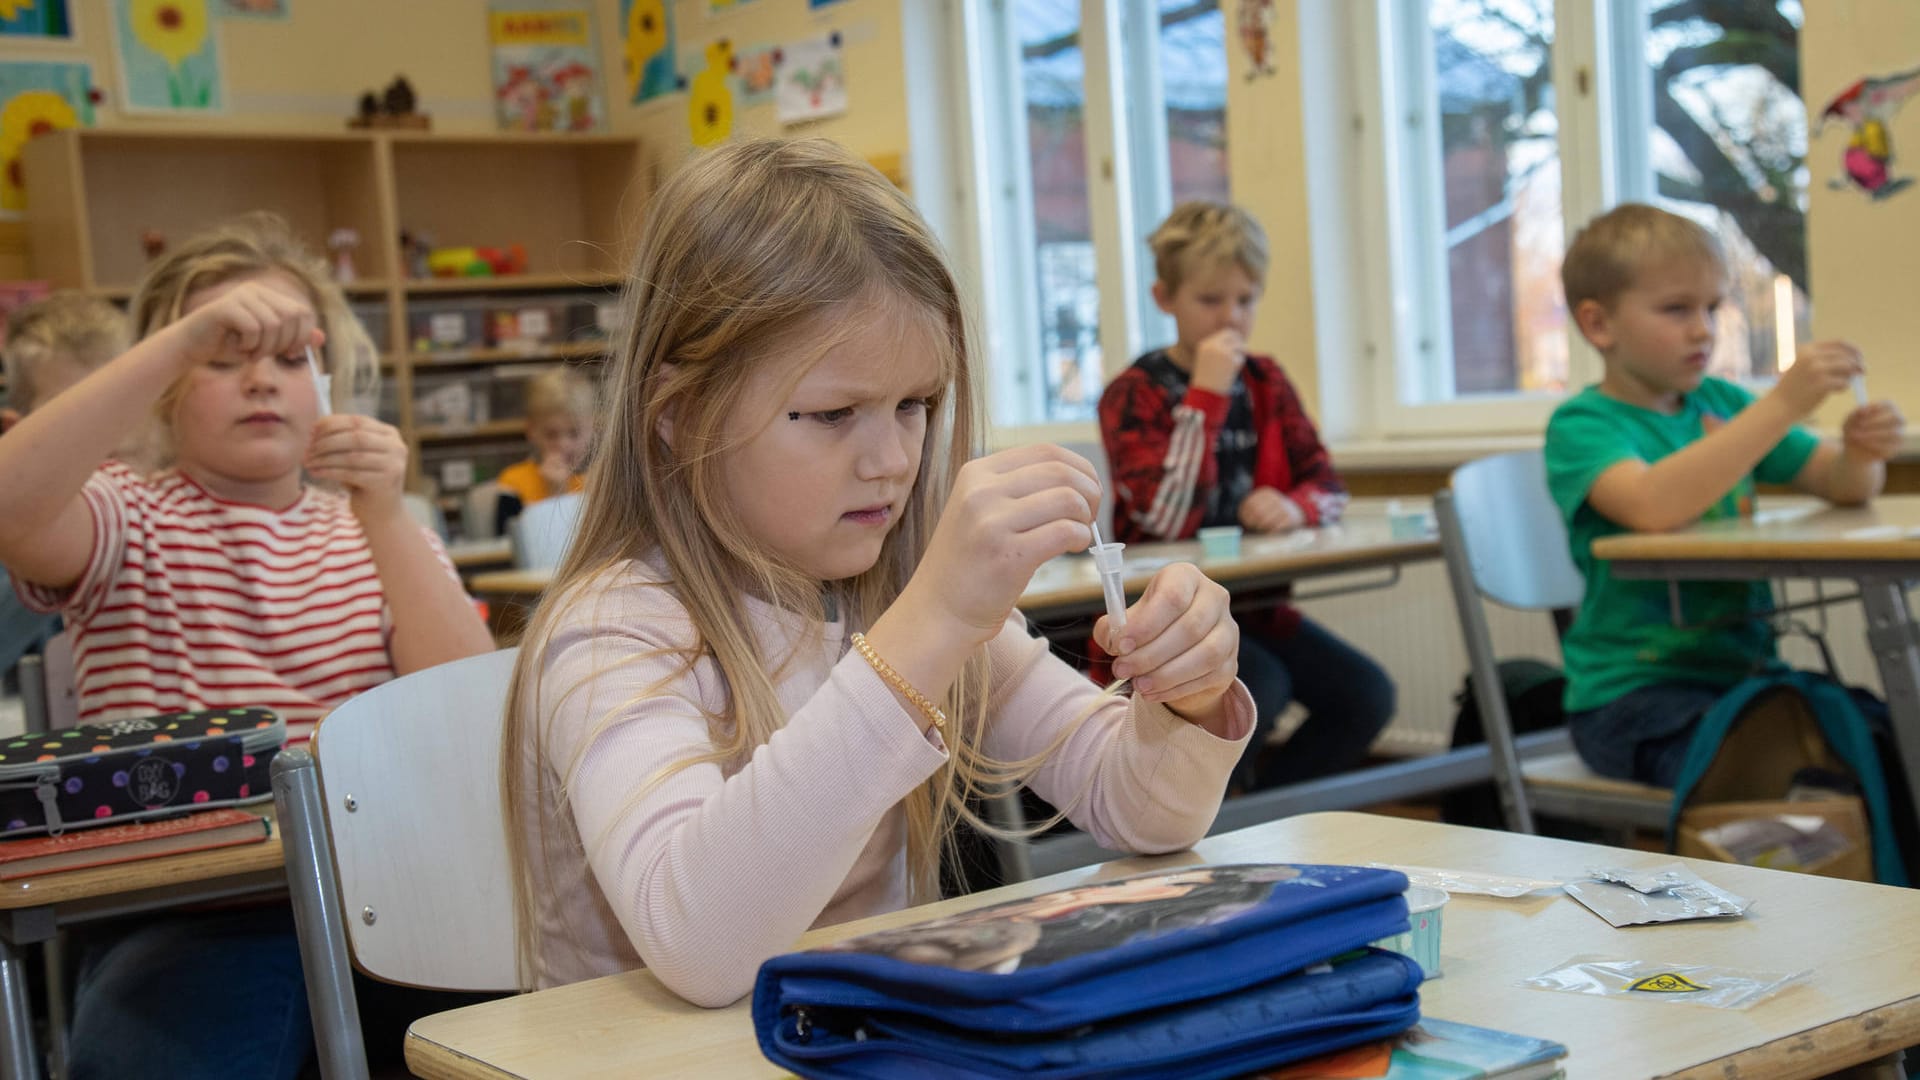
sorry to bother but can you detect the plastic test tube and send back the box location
[306,346,333,417]
[1089,522,1127,636]
[1852,373,1869,407]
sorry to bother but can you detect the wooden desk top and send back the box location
[1594,494,1920,565]
[0,804,284,909]
[406,812,1920,1080]
[470,504,1440,612]
[447,538,514,570]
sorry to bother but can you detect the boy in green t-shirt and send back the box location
[1544,203,1905,786]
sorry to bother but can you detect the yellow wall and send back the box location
[1803,2,1920,428]
[1222,0,1318,417]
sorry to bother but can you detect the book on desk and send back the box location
[1261,1017,1568,1080]
[0,808,270,880]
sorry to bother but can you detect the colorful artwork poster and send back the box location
[619,0,676,105]
[707,0,757,14]
[683,39,733,147]
[807,0,846,9]
[0,60,92,214]
[1237,0,1277,80]
[1816,65,1920,202]
[734,43,776,108]
[489,4,606,133]
[216,0,288,18]
[774,33,845,127]
[0,0,73,41]
[112,0,224,114]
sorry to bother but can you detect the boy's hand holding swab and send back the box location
[1237,486,1303,533]
[1772,340,1863,418]
[1100,561,1239,736]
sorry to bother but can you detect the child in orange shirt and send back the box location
[495,367,593,527]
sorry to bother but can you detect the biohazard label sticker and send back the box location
[1629,973,1709,993]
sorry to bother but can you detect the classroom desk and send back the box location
[0,804,287,1079]
[405,810,1920,1079]
[469,502,1441,620]
[1595,494,1920,831]
[446,537,514,572]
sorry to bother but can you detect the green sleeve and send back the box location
[1708,379,1819,484]
[1545,400,1639,524]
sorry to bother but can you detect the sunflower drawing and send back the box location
[623,0,668,102]
[130,0,213,107]
[0,89,81,211]
[687,39,733,148]
[0,0,36,21]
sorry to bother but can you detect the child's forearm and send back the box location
[0,329,184,561]
[1600,394,1798,531]
[359,508,494,673]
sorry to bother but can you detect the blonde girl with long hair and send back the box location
[504,137,1256,1008]
[0,213,493,1078]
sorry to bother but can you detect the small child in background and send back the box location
[0,213,494,1079]
[494,366,593,529]
[503,139,1254,1008]
[0,293,145,680]
[1546,203,1906,788]
[1099,201,1394,793]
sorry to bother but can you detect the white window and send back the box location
[948,0,1231,435]
[1332,0,1809,437]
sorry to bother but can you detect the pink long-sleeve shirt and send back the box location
[516,557,1254,1006]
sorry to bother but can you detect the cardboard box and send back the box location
[1676,796,1873,882]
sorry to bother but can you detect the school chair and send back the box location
[1435,450,1670,835]
[17,632,78,734]
[273,648,520,1080]
[510,491,584,570]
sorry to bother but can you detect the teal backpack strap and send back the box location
[1664,673,1777,848]
[1664,668,1908,886]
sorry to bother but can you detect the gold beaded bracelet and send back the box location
[849,632,948,731]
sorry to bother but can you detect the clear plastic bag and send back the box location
[1525,956,1805,1010]
[1564,864,1751,927]
[1366,863,1564,898]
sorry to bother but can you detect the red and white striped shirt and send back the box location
[16,462,462,743]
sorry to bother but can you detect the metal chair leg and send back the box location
[272,750,370,1080]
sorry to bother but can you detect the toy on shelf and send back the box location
[328,228,360,283]
[400,229,433,280]
[426,244,528,279]
[140,229,166,262]
[349,75,431,131]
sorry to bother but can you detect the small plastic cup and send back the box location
[1371,885,1448,978]
[1197,525,1243,560]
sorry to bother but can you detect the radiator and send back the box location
[1290,567,1887,758]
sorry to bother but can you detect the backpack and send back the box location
[1441,659,1566,829]
[1667,668,1909,887]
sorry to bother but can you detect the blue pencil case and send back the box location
[753,863,1422,1080]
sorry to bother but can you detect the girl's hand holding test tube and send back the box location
[887,443,1240,734]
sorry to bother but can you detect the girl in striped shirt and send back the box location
[0,214,493,1078]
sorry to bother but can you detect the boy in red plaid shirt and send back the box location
[1099,202,1393,791]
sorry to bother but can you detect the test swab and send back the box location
[1852,373,1869,407]
[306,346,333,417]
[1089,521,1127,636]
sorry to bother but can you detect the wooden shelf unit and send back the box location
[21,127,644,478]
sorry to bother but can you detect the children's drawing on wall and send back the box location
[1818,66,1920,202]
[488,4,606,133]
[0,60,93,215]
[684,38,734,147]
[620,0,676,105]
[707,0,758,14]
[216,0,287,18]
[1237,0,1276,80]
[112,0,223,113]
[1,0,73,40]
[734,43,777,109]
[775,32,845,127]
